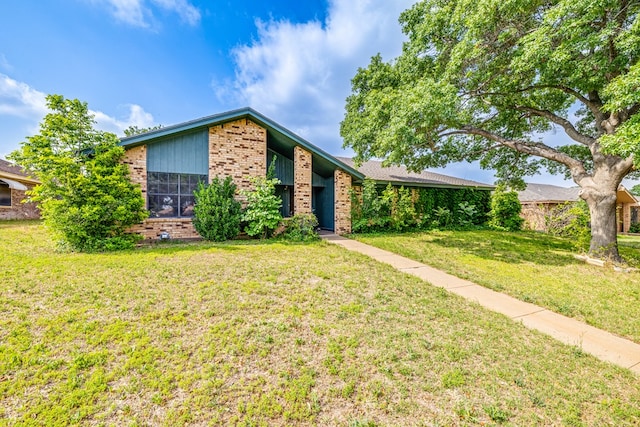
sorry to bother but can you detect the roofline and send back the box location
[0,171,39,185]
[370,179,495,191]
[119,107,365,180]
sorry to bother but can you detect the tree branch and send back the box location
[455,126,590,181]
[515,106,597,146]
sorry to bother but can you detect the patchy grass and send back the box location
[1,221,639,426]
[353,229,640,344]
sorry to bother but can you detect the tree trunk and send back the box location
[581,187,622,262]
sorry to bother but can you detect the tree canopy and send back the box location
[9,95,148,251]
[341,0,640,261]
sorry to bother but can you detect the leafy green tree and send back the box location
[9,95,147,251]
[241,159,282,239]
[630,184,640,197]
[193,177,242,241]
[488,187,524,232]
[123,125,163,137]
[341,0,640,261]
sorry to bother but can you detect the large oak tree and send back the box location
[341,0,640,261]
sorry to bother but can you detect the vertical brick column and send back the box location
[122,145,147,208]
[622,203,631,233]
[209,119,267,204]
[293,146,312,214]
[334,169,352,235]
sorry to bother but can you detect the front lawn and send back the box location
[353,230,640,344]
[1,221,639,425]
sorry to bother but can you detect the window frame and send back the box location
[146,172,207,218]
[0,182,11,208]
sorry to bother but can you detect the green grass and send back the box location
[353,229,640,344]
[1,221,640,426]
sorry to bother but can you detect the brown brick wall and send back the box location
[293,146,312,214]
[334,169,352,235]
[209,118,266,204]
[128,218,199,240]
[122,145,147,208]
[0,185,40,220]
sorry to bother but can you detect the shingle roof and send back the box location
[0,158,29,178]
[517,183,581,203]
[336,157,494,190]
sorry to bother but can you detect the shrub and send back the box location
[629,223,640,233]
[193,177,242,242]
[546,201,591,251]
[281,213,319,241]
[9,95,148,251]
[241,158,282,239]
[488,187,524,231]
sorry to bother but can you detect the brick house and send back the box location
[517,183,639,233]
[0,158,40,220]
[120,108,365,239]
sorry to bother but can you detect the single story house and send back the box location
[120,108,494,239]
[518,183,639,233]
[0,158,40,220]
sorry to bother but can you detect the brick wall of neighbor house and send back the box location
[334,169,352,234]
[293,146,312,214]
[0,186,40,220]
[209,118,267,204]
[621,203,631,233]
[520,203,556,231]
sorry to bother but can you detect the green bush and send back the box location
[629,223,640,233]
[241,158,282,239]
[193,176,241,242]
[488,187,524,231]
[9,95,148,252]
[281,213,319,241]
[546,201,591,251]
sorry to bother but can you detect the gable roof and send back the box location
[517,183,581,203]
[337,157,494,190]
[0,158,38,185]
[518,183,639,205]
[119,107,365,181]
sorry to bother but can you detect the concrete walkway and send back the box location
[322,234,640,374]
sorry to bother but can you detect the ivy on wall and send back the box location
[350,179,491,233]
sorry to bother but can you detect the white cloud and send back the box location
[0,73,48,119]
[0,74,156,140]
[218,0,415,154]
[93,104,156,135]
[97,0,201,28]
[0,54,12,72]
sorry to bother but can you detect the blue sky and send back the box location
[0,0,604,187]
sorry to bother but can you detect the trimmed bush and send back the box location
[281,213,319,241]
[488,187,524,231]
[193,177,242,242]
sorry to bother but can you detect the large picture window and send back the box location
[147,172,207,218]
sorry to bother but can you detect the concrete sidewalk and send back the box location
[322,234,640,374]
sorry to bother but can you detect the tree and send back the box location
[9,95,148,251]
[192,177,242,242]
[240,158,282,239]
[123,125,163,137]
[630,184,640,197]
[341,0,640,262]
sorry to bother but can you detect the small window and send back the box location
[147,172,207,218]
[0,182,10,207]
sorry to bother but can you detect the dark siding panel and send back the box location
[147,130,208,174]
[313,176,334,230]
[267,149,294,185]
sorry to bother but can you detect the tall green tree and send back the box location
[341,0,640,261]
[9,95,148,251]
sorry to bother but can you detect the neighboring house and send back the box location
[518,183,639,233]
[119,108,494,239]
[337,157,494,191]
[0,158,40,220]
